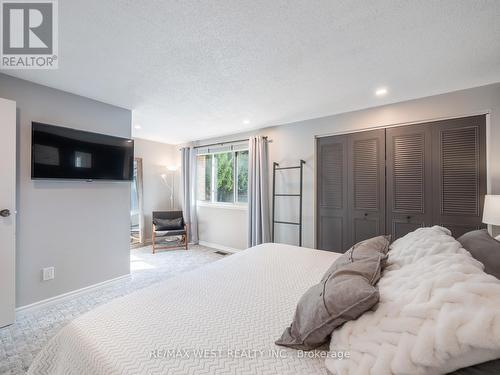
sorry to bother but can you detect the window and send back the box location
[197,150,249,205]
[197,154,212,201]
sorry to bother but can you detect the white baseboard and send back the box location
[199,240,242,254]
[16,274,131,313]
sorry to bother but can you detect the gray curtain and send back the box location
[248,136,271,247]
[181,147,199,244]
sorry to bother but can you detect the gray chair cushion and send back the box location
[457,229,500,279]
[275,235,390,351]
[153,210,184,221]
[153,217,183,231]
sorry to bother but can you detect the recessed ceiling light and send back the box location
[375,87,388,97]
[243,119,251,125]
[134,124,142,129]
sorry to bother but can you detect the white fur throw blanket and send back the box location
[327,226,500,375]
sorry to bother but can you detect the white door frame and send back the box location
[0,98,17,328]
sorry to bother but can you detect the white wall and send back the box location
[198,205,248,250]
[193,83,500,249]
[134,138,180,241]
[0,73,132,307]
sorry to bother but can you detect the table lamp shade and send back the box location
[483,195,500,225]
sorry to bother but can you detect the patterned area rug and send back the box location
[0,245,227,375]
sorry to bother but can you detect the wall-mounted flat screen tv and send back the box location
[31,122,134,181]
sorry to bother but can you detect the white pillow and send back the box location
[326,226,500,375]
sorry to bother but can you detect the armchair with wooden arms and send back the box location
[152,211,189,253]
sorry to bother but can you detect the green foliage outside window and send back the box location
[216,153,234,202]
[197,150,248,204]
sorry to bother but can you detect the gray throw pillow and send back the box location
[457,229,500,280]
[275,235,390,350]
[321,235,391,283]
[446,358,500,375]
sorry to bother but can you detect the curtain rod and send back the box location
[194,138,249,149]
[179,136,269,151]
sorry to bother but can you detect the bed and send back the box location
[28,243,341,375]
[28,227,500,375]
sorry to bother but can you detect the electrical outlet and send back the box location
[42,267,55,281]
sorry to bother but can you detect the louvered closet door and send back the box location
[317,135,349,251]
[386,125,433,240]
[431,115,487,238]
[347,129,386,248]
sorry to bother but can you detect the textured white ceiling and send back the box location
[5,0,500,144]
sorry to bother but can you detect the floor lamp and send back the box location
[162,166,178,209]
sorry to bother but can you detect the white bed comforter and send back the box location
[327,226,500,375]
[28,243,339,375]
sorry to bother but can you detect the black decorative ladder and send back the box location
[272,160,306,246]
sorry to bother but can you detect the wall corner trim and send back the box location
[15,274,131,314]
[199,240,242,253]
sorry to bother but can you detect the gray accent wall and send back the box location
[0,73,132,307]
[193,83,500,249]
